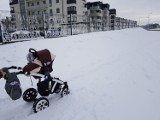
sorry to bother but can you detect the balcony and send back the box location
[95,10,102,16]
[67,0,76,4]
[67,11,77,15]
[110,16,115,19]
[10,10,15,13]
[110,20,115,23]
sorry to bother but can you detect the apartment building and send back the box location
[10,0,27,30]
[115,17,137,29]
[109,9,116,30]
[85,1,110,31]
[9,0,137,32]
[10,0,87,30]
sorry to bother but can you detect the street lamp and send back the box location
[62,0,64,18]
[148,12,152,25]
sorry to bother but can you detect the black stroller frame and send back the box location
[22,73,70,113]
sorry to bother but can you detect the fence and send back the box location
[0,10,137,43]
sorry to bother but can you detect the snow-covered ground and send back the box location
[0,28,160,120]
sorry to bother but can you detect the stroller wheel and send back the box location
[33,97,49,113]
[23,88,38,102]
[61,88,70,97]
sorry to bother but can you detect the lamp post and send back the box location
[42,11,46,38]
[138,17,143,26]
[148,13,152,24]
[69,13,73,35]
[147,12,152,29]
[0,23,3,43]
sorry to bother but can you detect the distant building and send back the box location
[109,9,116,30]
[86,1,110,31]
[10,0,27,30]
[143,23,159,30]
[115,17,137,30]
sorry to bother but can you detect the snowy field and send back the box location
[0,28,160,120]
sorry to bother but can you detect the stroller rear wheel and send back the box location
[23,88,38,102]
[61,82,70,97]
[33,97,49,113]
[61,88,70,97]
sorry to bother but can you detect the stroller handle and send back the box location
[29,48,37,54]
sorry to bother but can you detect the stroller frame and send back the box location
[23,73,70,113]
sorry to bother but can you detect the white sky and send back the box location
[0,0,160,25]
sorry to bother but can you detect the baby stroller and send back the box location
[22,48,70,113]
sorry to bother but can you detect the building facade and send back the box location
[10,0,27,30]
[9,0,137,32]
[115,17,137,30]
[109,9,116,30]
[10,0,87,30]
[86,1,110,31]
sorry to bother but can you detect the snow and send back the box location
[0,28,160,120]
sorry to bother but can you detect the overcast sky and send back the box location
[89,0,160,24]
[0,0,160,25]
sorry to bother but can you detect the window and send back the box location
[67,0,76,4]
[72,16,77,22]
[97,16,101,19]
[96,10,101,13]
[67,16,77,22]
[31,2,34,6]
[38,11,40,14]
[67,17,72,22]
[56,0,59,3]
[38,20,41,24]
[49,0,52,4]
[56,8,60,13]
[50,9,53,16]
[90,10,94,13]
[49,0,52,6]
[111,16,115,19]
[11,14,16,21]
[111,20,114,23]
[10,7,15,13]
[37,2,39,5]
[43,1,46,4]
[28,11,31,15]
[27,2,29,7]
[50,19,53,24]
[67,6,77,14]
[57,18,61,23]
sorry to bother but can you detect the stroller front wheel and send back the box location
[33,97,49,113]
